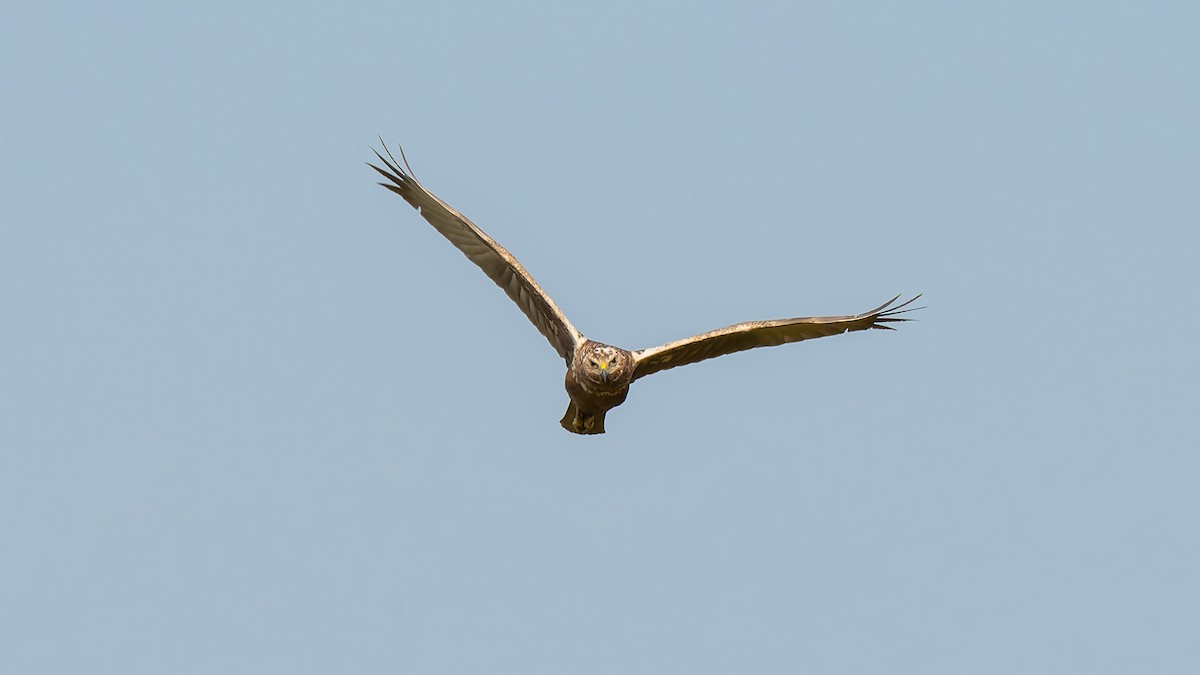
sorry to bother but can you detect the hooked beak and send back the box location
[599,364,609,383]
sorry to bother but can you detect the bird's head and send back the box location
[579,342,633,387]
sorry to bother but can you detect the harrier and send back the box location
[369,143,920,435]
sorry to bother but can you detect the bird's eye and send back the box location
[588,360,598,368]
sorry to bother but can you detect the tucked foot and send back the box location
[560,403,607,435]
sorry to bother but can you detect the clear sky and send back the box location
[2,1,1197,673]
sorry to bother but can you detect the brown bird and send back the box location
[369,143,920,435]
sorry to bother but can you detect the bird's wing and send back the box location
[369,143,584,365]
[631,295,921,381]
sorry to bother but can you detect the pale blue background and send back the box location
[3,1,1198,673]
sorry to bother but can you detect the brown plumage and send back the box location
[369,142,921,435]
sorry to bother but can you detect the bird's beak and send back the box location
[599,364,609,383]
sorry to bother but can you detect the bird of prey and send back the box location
[369,143,920,435]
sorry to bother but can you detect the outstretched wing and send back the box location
[631,295,921,380]
[369,142,583,364]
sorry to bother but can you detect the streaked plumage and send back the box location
[369,142,921,435]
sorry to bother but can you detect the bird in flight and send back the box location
[369,143,920,435]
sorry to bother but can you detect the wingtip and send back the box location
[897,293,926,314]
[869,293,924,324]
[373,138,418,180]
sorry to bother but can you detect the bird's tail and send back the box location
[560,402,607,435]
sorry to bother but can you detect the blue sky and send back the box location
[2,1,1197,672]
